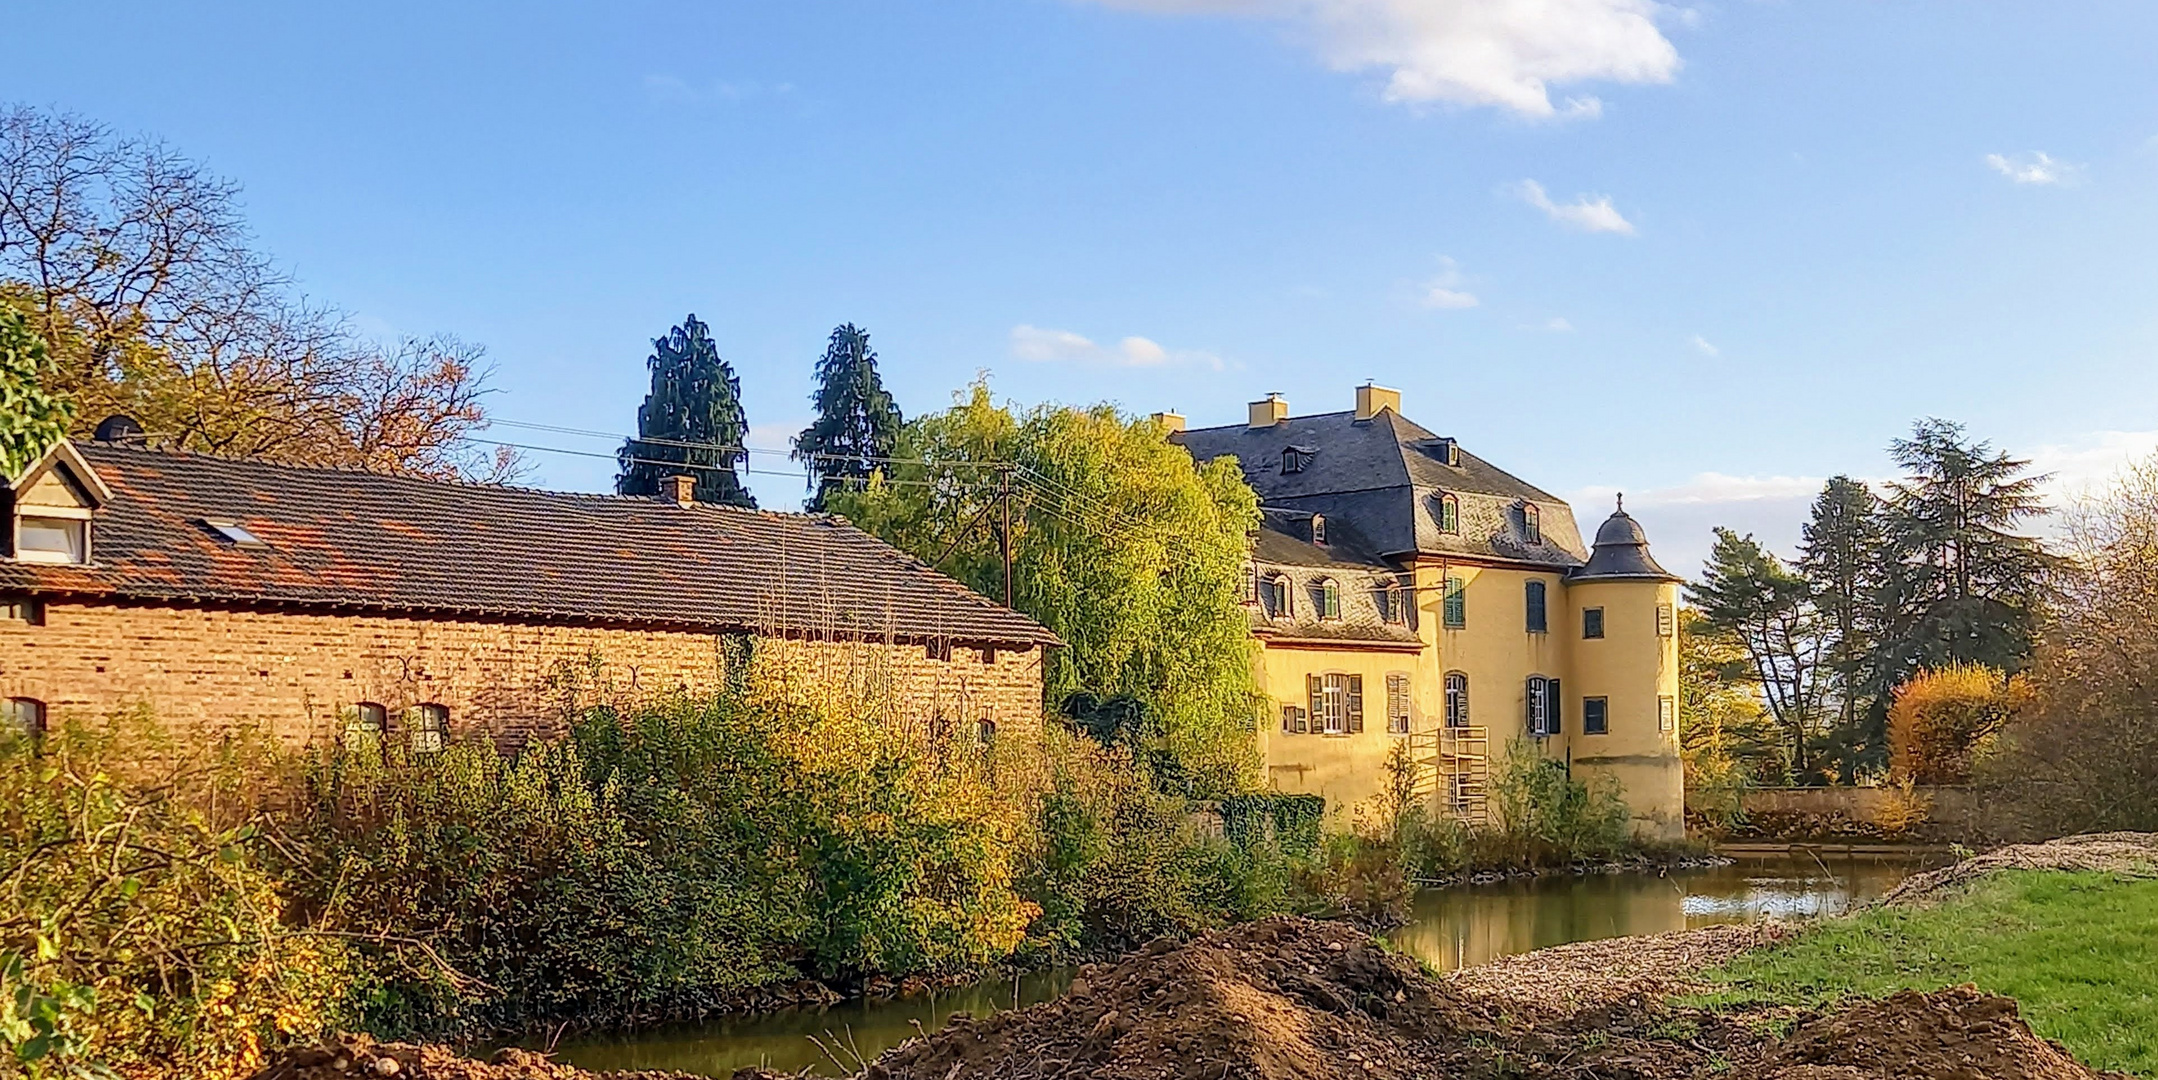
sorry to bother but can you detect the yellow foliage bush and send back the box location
[1888,664,2018,785]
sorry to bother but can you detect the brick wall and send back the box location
[0,600,1045,747]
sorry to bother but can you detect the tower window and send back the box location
[1583,697,1609,735]
[1657,603,1675,637]
[1583,607,1605,639]
[1525,581,1547,634]
[1659,696,1676,732]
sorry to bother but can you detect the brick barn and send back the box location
[0,438,1057,748]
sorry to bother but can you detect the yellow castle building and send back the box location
[1166,385,1685,841]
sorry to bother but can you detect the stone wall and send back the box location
[0,599,1045,747]
[1738,785,1986,839]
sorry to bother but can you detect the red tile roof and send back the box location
[0,443,1059,646]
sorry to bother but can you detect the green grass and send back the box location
[1686,871,2158,1076]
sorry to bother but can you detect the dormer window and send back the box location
[1262,573,1292,618]
[1434,438,1461,467]
[15,516,86,564]
[1313,578,1342,620]
[1281,446,1315,474]
[8,442,111,567]
[1437,493,1460,534]
[1522,503,1541,545]
[204,519,268,548]
[1310,514,1327,546]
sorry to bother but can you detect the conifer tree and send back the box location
[793,323,901,511]
[1688,528,1827,779]
[616,314,756,507]
[1873,419,2048,684]
[1798,476,1889,781]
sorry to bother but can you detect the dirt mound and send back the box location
[1760,986,2111,1080]
[865,916,1490,1080]
[248,1034,697,1080]
[1880,832,2158,907]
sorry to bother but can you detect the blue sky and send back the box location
[9,1,2158,572]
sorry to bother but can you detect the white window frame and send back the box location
[14,510,90,565]
[1321,675,1348,734]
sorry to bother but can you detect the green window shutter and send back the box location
[1347,675,1364,733]
[1307,674,1323,721]
[1444,576,1466,628]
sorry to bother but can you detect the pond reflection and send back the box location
[552,852,1936,1078]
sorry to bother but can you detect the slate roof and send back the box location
[1573,508,1680,582]
[0,442,1059,646]
[1175,409,1589,569]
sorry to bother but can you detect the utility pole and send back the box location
[999,467,1014,609]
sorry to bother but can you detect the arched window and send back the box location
[1522,503,1541,544]
[1378,581,1409,625]
[1437,493,1460,534]
[408,703,449,753]
[5,697,47,739]
[1443,673,1468,729]
[1313,578,1341,620]
[976,718,997,747]
[1311,514,1327,546]
[1525,580,1548,634]
[344,702,388,749]
[1263,574,1292,618]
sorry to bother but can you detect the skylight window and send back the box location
[204,519,268,548]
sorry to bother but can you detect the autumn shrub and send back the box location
[293,690,1040,1036]
[0,719,354,1080]
[1486,742,1633,867]
[1013,728,1290,965]
[1886,664,2015,785]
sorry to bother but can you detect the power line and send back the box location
[483,417,1017,469]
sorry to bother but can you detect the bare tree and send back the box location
[0,105,518,482]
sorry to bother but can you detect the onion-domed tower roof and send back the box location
[1570,496,1679,582]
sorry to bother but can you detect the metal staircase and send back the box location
[1408,725,1490,827]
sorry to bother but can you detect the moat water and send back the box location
[551,851,1937,1078]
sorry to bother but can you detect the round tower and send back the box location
[1563,498,1685,842]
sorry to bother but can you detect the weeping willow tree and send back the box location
[828,379,1263,793]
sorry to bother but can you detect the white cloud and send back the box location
[1009,324,1225,369]
[1544,317,1574,332]
[1690,334,1719,356]
[644,75,795,105]
[1418,256,1480,309]
[1081,0,1680,119]
[1513,179,1636,234]
[1985,151,2081,186]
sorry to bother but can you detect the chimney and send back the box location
[1150,411,1186,434]
[1355,383,1400,422]
[663,474,697,505]
[1248,393,1289,429]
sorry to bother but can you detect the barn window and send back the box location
[345,702,388,748]
[5,698,47,739]
[408,704,449,753]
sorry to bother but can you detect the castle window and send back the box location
[1657,603,1675,637]
[1379,581,1408,625]
[1282,705,1308,734]
[1307,673,1364,735]
[1310,514,1327,545]
[5,698,46,739]
[1386,673,1412,735]
[1313,578,1342,620]
[1526,676,1561,737]
[1444,672,1469,728]
[1583,697,1610,735]
[1437,493,1460,534]
[344,702,388,749]
[15,516,86,565]
[1525,581,1548,633]
[1583,607,1605,639]
[1522,504,1541,545]
[1242,564,1260,605]
[408,704,449,753]
[1263,574,1292,618]
[1442,575,1466,629]
[1659,696,1676,732]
